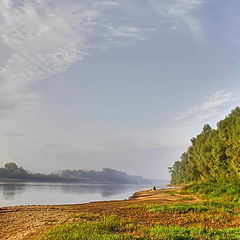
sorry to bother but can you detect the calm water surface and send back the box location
[0,180,169,207]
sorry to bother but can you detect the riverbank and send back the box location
[1,187,240,240]
[0,188,186,240]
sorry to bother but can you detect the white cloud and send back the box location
[107,25,144,40]
[0,0,98,116]
[177,90,233,121]
[101,1,120,6]
[0,0,149,117]
[0,0,206,119]
[148,0,204,41]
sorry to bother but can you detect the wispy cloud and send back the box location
[177,90,233,121]
[148,0,204,41]
[0,0,97,116]
[107,25,145,40]
[0,0,149,117]
[0,0,206,118]
[101,1,120,6]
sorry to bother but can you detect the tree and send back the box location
[169,107,240,184]
[169,152,188,184]
[4,162,18,170]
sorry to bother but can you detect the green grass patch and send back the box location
[71,213,100,221]
[183,183,240,203]
[151,226,240,240]
[130,198,240,216]
[146,200,240,214]
[40,215,138,240]
[180,197,195,201]
[148,203,208,214]
[40,215,240,240]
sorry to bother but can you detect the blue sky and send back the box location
[0,0,239,179]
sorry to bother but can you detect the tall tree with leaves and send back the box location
[169,107,240,184]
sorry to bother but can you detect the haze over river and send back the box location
[0,180,169,207]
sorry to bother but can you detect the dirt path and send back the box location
[0,188,197,240]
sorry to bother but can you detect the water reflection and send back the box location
[0,181,169,207]
[59,183,135,197]
[0,182,26,200]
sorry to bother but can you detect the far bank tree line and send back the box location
[169,107,240,184]
[0,162,152,184]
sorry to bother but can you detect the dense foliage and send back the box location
[169,107,240,184]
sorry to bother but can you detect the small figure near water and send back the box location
[152,185,156,190]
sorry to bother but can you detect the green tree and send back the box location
[169,107,240,184]
[169,152,188,184]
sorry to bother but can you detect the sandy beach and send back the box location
[0,187,197,240]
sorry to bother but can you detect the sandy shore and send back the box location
[0,187,197,240]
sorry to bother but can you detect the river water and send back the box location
[0,180,169,207]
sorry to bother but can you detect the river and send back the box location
[0,180,169,207]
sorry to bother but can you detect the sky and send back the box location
[0,0,239,180]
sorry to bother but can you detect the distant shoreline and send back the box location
[0,177,154,185]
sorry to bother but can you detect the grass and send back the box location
[39,214,240,240]
[40,215,139,240]
[128,200,240,217]
[127,204,148,210]
[70,213,100,221]
[149,200,240,213]
[150,226,240,240]
[148,203,209,214]
[180,196,195,201]
[183,183,240,202]
[129,200,238,214]
[39,184,240,240]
